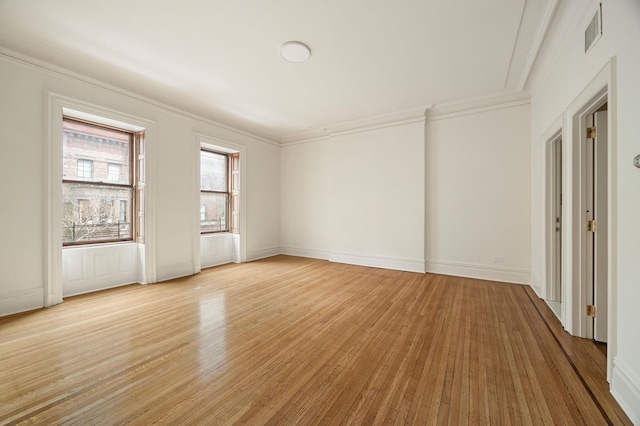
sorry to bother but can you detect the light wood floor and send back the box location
[0,255,631,425]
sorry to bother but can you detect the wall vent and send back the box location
[585,3,602,53]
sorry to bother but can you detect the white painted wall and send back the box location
[281,121,426,273]
[0,52,281,315]
[280,139,331,259]
[529,0,640,421]
[425,101,532,284]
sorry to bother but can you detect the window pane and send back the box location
[63,183,133,243]
[200,151,228,191]
[107,163,121,182]
[200,192,228,233]
[63,119,131,184]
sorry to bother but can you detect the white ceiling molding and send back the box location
[426,91,530,122]
[280,105,429,145]
[0,47,280,147]
[518,0,560,90]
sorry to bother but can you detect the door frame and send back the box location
[562,61,617,382]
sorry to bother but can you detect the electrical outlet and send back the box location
[493,256,504,263]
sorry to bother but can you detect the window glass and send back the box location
[200,151,228,192]
[62,118,135,245]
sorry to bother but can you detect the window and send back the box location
[77,159,93,180]
[107,163,121,182]
[200,150,229,233]
[199,149,239,234]
[62,117,142,245]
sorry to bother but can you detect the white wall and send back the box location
[529,0,640,421]
[0,52,281,316]
[281,120,426,273]
[425,100,532,284]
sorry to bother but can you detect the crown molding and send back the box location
[426,91,530,122]
[280,105,430,145]
[518,0,560,90]
[0,47,280,147]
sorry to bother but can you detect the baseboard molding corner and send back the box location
[611,357,640,425]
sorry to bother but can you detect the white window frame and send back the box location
[46,93,157,307]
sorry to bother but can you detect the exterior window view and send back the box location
[62,118,134,244]
[200,149,229,233]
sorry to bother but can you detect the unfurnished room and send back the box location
[0,0,639,424]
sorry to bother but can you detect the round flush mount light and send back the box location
[280,41,311,63]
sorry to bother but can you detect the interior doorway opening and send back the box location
[546,131,563,319]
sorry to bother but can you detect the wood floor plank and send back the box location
[0,255,632,425]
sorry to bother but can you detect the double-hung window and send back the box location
[62,117,141,245]
[200,149,230,233]
[199,149,239,234]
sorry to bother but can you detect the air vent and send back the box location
[585,4,602,53]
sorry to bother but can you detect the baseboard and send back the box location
[247,246,281,262]
[280,246,329,260]
[0,287,44,317]
[156,261,196,282]
[425,259,530,284]
[611,357,640,425]
[63,279,138,298]
[329,252,426,273]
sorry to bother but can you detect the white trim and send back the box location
[195,134,247,267]
[247,246,282,262]
[46,93,158,304]
[156,262,196,283]
[518,0,560,90]
[564,62,610,339]
[280,246,330,260]
[330,252,425,274]
[280,106,428,145]
[426,92,530,122]
[0,48,278,147]
[425,260,531,285]
[611,358,640,425]
[0,288,45,317]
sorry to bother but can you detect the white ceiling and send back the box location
[0,0,552,142]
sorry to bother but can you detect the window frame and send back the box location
[62,116,137,246]
[200,148,231,234]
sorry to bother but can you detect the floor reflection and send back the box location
[198,294,227,377]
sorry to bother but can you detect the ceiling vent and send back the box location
[585,3,602,53]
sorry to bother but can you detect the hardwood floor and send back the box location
[0,255,631,425]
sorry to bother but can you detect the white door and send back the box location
[585,109,608,343]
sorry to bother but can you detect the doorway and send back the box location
[547,133,563,319]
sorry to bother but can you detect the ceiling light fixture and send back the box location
[280,41,311,63]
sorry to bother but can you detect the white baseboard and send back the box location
[63,279,138,298]
[156,262,196,282]
[329,252,426,273]
[0,287,44,317]
[247,246,281,261]
[425,259,530,284]
[280,246,329,260]
[611,357,640,425]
